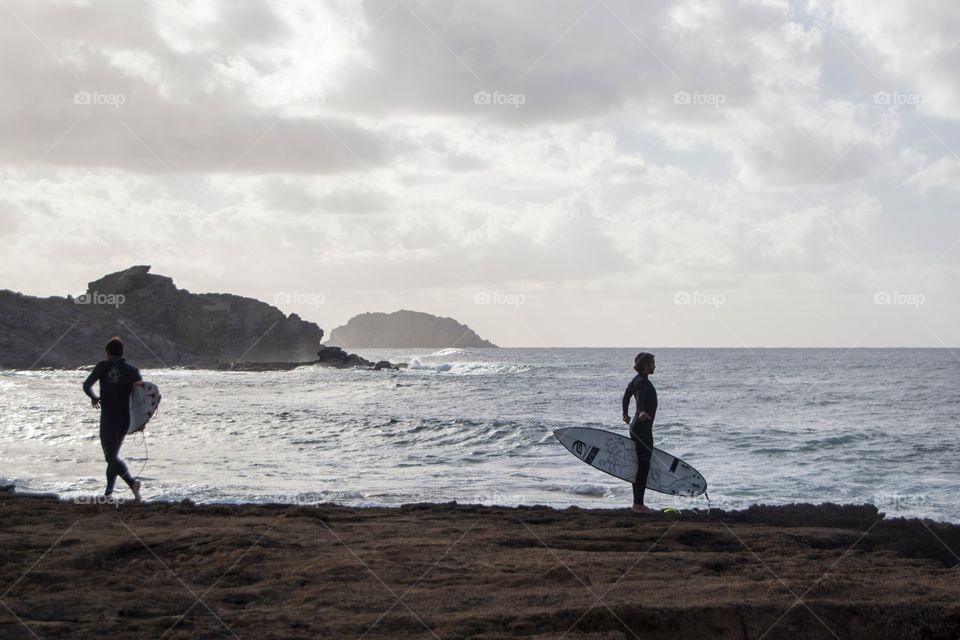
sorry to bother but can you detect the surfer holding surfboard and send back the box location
[82,337,143,501]
[622,352,657,514]
[555,352,705,506]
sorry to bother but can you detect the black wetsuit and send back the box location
[82,357,142,495]
[622,374,658,505]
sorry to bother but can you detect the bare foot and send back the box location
[631,504,656,515]
[131,480,142,502]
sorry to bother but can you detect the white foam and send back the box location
[405,359,531,375]
[547,484,611,497]
[427,348,468,357]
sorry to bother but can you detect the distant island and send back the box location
[326,310,497,349]
[0,267,495,370]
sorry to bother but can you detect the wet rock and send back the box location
[314,346,398,371]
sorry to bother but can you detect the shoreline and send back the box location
[2,489,958,639]
[8,484,957,526]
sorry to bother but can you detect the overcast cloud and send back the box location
[1,0,958,347]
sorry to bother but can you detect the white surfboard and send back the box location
[554,427,707,497]
[128,381,161,434]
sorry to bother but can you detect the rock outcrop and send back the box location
[314,346,403,370]
[326,309,496,349]
[0,266,324,369]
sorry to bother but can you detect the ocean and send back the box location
[1,348,958,522]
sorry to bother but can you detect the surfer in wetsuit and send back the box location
[622,352,657,514]
[82,337,143,501]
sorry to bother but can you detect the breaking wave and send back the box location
[426,348,469,357]
[405,359,532,375]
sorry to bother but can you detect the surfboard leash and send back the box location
[132,431,149,480]
[131,399,158,483]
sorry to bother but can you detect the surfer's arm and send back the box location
[622,378,636,419]
[82,363,102,405]
[635,379,652,421]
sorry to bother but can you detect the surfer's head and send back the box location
[633,352,655,375]
[105,337,124,358]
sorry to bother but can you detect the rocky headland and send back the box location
[0,266,400,371]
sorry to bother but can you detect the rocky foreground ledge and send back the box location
[1,489,957,639]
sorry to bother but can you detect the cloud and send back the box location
[1,0,958,346]
[0,0,403,174]
[809,0,960,119]
[904,155,960,193]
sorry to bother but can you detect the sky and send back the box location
[1,0,958,347]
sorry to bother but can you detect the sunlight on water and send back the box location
[1,348,958,521]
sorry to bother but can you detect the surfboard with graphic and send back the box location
[554,427,707,497]
[128,381,160,434]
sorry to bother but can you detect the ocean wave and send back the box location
[427,348,469,357]
[378,417,545,450]
[750,447,793,455]
[546,484,613,497]
[796,433,870,452]
[405,359,532,375]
